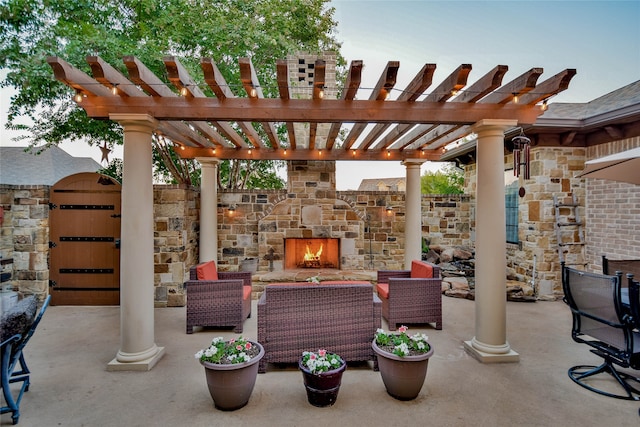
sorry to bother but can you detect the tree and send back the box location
[421,163,464,194]
[0,0,344,188]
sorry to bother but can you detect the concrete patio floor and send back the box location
[4,296,640,426]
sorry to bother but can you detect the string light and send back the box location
[249,87,257,98]
[111,84,118,95]
[74,90,83,103]
[387,150,391,157]
[64,81,562,104]
[352,149,356,156]
[541,99,548,111]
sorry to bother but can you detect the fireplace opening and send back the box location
[284,238,340,269]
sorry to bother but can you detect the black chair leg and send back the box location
[569,362,640,401]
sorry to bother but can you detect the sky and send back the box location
[1,0,639,189]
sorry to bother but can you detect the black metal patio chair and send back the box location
[1,295,51,424]
[562,263,640,401]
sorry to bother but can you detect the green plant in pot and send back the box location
[299,349,346,407]
[195,336,264,411]
[372,326,434,400]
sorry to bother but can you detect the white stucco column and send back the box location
[403,160,425,269]
[464,119,519,363]
[197,158,219,263]
[107,114,165,371]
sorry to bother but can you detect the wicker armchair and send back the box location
[185,261,252,334]
[376,260,442,330]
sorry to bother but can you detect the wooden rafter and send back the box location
[46,55,575,162]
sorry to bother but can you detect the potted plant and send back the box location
[195,336,265,411]
[372,326,434,400]
[298,349,346,407]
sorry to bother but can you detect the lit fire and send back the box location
[303,243,323,262]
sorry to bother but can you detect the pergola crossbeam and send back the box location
[47,55,570,163]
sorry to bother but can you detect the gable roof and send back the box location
[358,177,405,192]
[0,146,102,185]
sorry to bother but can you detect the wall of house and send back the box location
[584,136,640,272]
[464,146,587,298]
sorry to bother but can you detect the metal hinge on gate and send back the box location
[49,202,57,210]
[49,241,57,248]
[49,280,57,287]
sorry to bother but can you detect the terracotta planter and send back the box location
[200,341,264,411]
[372,339,434,400]
[298,358,346,407]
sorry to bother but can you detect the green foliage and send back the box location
[0,0,344,189]
[420,163,464,194]
[375,326,430,357]
[98,158,123,183]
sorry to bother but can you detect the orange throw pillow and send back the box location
[196,261,219,281]
[410,260,433,278]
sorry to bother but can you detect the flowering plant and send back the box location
[195,336,259,364]
[375,326,430,357]
[300,349,344,374]
[306,275,321,284]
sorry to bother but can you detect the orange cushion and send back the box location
[243,286,252,300]
[196,261,219,281]
[411,260,433,279]
[376,283,389,299]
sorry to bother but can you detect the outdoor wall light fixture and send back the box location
[228,205,237,215]
[386,206,394,215]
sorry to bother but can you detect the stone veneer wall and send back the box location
[0,185,49,300]
[584,137,640,272]
[464,146,587,297]
[0,182,198,305]
[217,161,472,276]
[152,185,199,307]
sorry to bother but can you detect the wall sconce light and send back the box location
[386,206,394,215]
[228,205,237,215]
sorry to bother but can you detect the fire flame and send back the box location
[303,243,323,261]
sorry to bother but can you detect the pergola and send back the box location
[48,55,574,370]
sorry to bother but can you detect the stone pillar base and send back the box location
[107,347,166,371]
[463,340,519,363]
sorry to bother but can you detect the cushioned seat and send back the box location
[185,260,252,334]
[376,260,442,330]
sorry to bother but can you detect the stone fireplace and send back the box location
[284,238,340,269]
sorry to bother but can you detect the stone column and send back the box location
[107,114,165,371]
[196,158,219,263]
[464,119,519,363]
[402,160,425,269]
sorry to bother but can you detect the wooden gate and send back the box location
[49,173,121,305]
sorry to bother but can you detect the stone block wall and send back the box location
[464,146,586,298]
[152,185,199,307]
[0,185,50,300]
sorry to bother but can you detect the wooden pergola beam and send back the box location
[74,96,543,124]
[342,61,400,150]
